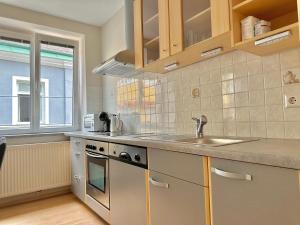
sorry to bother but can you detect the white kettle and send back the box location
[110,114,123,133]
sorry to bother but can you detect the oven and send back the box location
[85,140,110,209]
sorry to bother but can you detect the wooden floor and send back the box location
[0,194,108,225]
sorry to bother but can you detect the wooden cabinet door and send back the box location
[210,0,230,37]
[158,0,170,59]
[149,171,207,225]
[169,0,183,55]
[70,137,85,202]
[210,158,300,225]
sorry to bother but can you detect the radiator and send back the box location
[0,142,71,199]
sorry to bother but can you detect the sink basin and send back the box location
[176,137,252,146]
[137,134,258,147]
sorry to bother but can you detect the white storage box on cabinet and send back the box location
[70,137,85,202]
[148,149,209,225]
[210,158,300,225]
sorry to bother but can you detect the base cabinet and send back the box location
[149,171,207,225]
[210,158,300,225]
[70,137,85,202]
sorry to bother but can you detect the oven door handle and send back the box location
[86,152,108,159]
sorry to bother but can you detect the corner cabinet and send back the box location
[70,137,85,202]
[134,0,231,73]
[209,158,300,225]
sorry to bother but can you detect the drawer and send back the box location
[148,148,207,186]
[149,171,207,225]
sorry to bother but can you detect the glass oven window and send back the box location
[88,157,106,192]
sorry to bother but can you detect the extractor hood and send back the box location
[93,0,139,76]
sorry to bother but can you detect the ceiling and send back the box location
[0,0,124,27]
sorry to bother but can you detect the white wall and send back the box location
[0,3,103,114]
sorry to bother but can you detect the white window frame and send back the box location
[12,76,49,125]
[0,29,80,135]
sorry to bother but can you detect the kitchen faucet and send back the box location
[192,115,208,138]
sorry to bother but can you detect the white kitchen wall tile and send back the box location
[265,87,283,105]
[224,122,237,136]
[284,122,300,139]
[280,48,300,69]
[222,80,234,94]
[249,107,266,121]
[249,90,265,106]
[236,122,251,137]
[265,105,284,121]
[247,60,263,76]
[246,52,262,62]
[200,72,211,84]
[248,74,264,90]
[235,92,249,107]
[233,50,247,64]
[264,70,282,88]
[223,108,236,122]
[234,77,248,93]
[251,122,267,137]
[211,122,224,136]
[223,94,235,108]
[284,108,300,121]
[266,122,285,138]
[220,52,233,68]
[210,69,222,82]
[233,62,248,78]
[236,108,250,122]
[262,54,280,72]
[221,66,234,81]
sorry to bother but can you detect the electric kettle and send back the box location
[110,114,123,133]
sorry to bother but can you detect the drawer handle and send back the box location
[211,167,252,181]
[75,152,81,156]
[75,141,81,145]
[150,177,169,189]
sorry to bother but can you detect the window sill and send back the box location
[4,131,76,145]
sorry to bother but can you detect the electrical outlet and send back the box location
[285,95,300,108]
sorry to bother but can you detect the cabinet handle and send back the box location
[150,177,169,189]
[211,167,252,181]
[172,43,177,47]
[75,152,81,156]
[75,141,81,145]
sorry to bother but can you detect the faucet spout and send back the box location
[192,115,208,138]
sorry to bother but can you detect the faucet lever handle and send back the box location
[192,117,200,122]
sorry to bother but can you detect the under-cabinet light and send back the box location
[255,31,291,46]
[201,47,223,58]
[164,62,178,71]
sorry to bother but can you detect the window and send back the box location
[0,31,79,135]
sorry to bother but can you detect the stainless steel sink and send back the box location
[137,134,258,147]
[175,137,254,146]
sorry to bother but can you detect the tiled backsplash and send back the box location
[102,48,300,139]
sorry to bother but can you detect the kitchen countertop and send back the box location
[65,131,300,170]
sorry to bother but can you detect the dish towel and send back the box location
[0,137,6,169]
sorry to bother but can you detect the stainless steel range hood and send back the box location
[93,0,139,76]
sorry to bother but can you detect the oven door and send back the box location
[86,151,110,209]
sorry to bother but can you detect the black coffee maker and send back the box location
[0,137,6,169]
[99,112,111,132]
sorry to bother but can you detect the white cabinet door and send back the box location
[149,171,207,225]
[70,137,85,202]
[210,158,300,225]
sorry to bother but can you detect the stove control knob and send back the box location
[99,147,104,152]
[85,145,89,149]
[134,154,141,162]
[92,145,97,150]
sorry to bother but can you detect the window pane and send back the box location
[0,38,31,130]
[40,42,74,127]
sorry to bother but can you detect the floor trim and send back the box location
[0,185,71,208]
